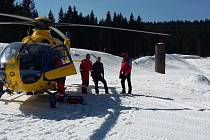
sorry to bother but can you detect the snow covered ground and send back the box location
[0,43,210,140]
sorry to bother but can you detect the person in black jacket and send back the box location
[91,57,108,94]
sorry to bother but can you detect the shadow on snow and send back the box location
[18,84,134,140]
[129,93,174,101]
[17,84,207,140]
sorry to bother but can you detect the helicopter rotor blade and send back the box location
[0,13,35,22]
[0,13,170,36]
[0,13,48,27]
[55,23,170,36]
[49,26,67,40]
[0,21,34,26]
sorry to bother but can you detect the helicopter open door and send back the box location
[44,45,77,80]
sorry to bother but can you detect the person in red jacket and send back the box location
[119,53,132,94]
[80,54,92,94]
[54,56,66,102]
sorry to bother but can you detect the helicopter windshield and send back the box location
[19,43,51,84]
[19,43,48,71]
[19,43,74,84]
[0,42,22,68]
[0,43,74,83]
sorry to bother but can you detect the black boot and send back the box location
[57,94,65,102]
[120,89,126,94]
[128,88,132,94]
[105,88,109,94]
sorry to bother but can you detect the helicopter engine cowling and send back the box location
[22,29,63,46]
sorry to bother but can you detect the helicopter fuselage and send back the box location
[0,43,76,93]
[5,56,54,92]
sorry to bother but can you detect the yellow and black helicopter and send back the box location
[0,13,169,108]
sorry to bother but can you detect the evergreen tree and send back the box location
[105,11,112,25]
[137,15,142,23]
[85,14,90,24]
[48,10,55,22]
[90,10,97,24]
[113,12,117,26]
[99,18,105,25]
[129,13,136,28]
[58,7,64,23]
[129,13,134,23]
[21,0,36,17]
[72,6,79,23]
[117,13,124,27]
[14,2,23,15]
[66,6,73,22]
[0,0,15,14]
[32,9,38,18]
[78,12,83,23]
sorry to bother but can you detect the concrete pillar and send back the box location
[155,42,165,74]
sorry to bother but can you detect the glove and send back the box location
[64,38,71,48]
[119,74,123,79]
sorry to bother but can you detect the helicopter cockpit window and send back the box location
[47,45,73,71]
[0,43,22,69]
[20,43,49,84]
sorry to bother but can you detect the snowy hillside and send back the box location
[0,43,210,140]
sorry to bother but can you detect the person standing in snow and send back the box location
[119,53,132,94]
[80,54,92,94]
[53,56,66,102]
[91,57,109,94]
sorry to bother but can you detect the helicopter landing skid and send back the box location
[0,89,14,98]
[0,92,26,105]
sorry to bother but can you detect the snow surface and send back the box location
[0,43,210,140]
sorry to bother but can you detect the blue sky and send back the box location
[16,0,210,22]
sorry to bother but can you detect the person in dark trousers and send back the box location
[91,57,108,94]
[80,54,92,94]
[119,53,132,94]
